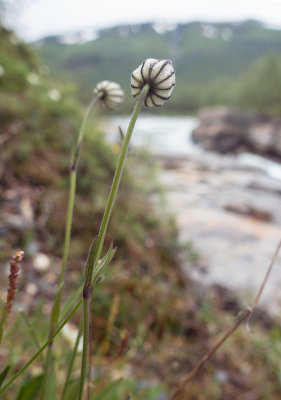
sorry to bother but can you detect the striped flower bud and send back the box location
[94,81,125,110]
[131,58,175,107]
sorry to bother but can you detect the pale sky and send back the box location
[5,0,281,41]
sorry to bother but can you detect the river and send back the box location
[103,115,281,179]
[103,115,281,315]
[102,115,199,155]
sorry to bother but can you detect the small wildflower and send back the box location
[48,88,61,101]
[5,250,24,313]
[25,282,38,296]
[94,81,125,110]
[131,58,176,107]
[33,252,50,271]
[27,72,40,85]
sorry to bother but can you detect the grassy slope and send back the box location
[1,25,281,399]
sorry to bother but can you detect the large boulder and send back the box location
[192,107,281,157]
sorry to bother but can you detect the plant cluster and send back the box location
[1,25,281,400]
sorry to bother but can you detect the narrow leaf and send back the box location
[84,236,98,289]
[0,366,10,388]
[91,379,123,400]
[92,242,116,286]
[118,126,125,141]
[16,375,43,400]
[41,362,57,400]
[85,236,98,279]
[63,379,80,400]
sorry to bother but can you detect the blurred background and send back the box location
[1,1,281,399]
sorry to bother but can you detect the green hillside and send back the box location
[37,20,281,113]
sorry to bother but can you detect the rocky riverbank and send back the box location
[157,148,281,316]
[106,111,281,315]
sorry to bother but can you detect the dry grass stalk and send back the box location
[170,239,281,400]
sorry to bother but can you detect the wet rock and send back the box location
[247,179,281,195]
[193,123,245,153]
[0,190,36,236]
[1,213,32,230]
[248,121,281,157]
[223,202,273,222]
[192,107,281,158]
[192,107,251,153]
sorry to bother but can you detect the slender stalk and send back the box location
[169,239,281,400]
[94,84,149,271]
[0,299,82,395]
[87,310,93,400]
[62,322,83,400]
[53,94,99,323]
[169,310,251,400]
[0,308,7,328]
[77,85,149,400]
[42,95,99,399]
[77,298,90,400]
[0,309,8,344]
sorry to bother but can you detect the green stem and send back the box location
[62,322,83,400]
[0,299,82,395]
[71,95,100,171]
[0,308,8,344]
[57,94,99,312]
[77,85,149,400]
[42,95,99,399]
[41,341,53,399]
[94,84,149,271]
[77,298,90,400]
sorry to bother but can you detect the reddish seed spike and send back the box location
[5,250,24,313]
